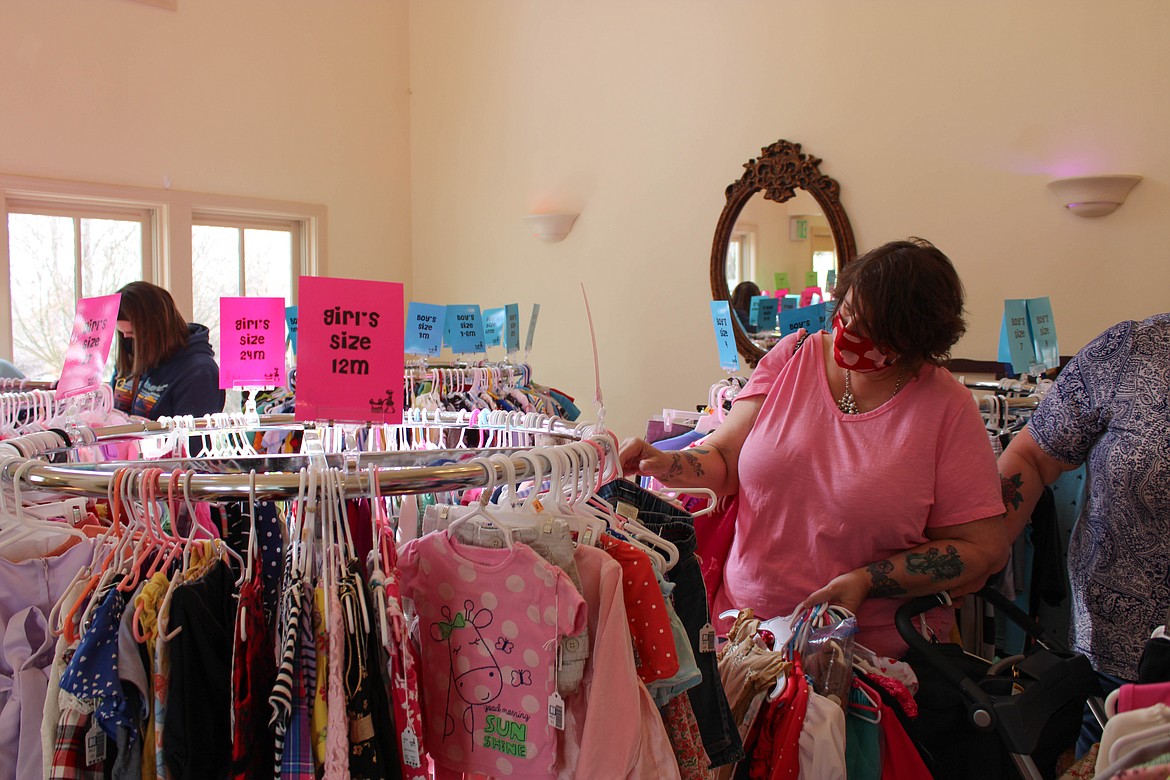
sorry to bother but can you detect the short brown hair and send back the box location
[730,281,761,312]
[114,282,190,377]
[833,238,966,367]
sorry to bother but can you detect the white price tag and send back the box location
[699,622,716,654]
[548,691,566,731]
[85,719,106,766]
[401,726,422,768]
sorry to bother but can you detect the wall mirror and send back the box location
[709,139,856,366]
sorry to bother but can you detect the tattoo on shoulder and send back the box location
[905,545,964,582]
[663,453,684,481]
[867,559,907,598]
[1001,473,1024,511]
[690,447,711,456]
[682,451,705,477]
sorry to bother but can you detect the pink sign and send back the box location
[295,276,404,424]
[799,286,823,308]
[219,297,288,389]
[57,294,121,400]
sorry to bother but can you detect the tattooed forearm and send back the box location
[905,545,964,581]
[663,453,684,481]
[866,559,907,598]
[682,451,705,477]
[1001,473,1024,511]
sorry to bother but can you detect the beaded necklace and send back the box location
[836,369,907,415]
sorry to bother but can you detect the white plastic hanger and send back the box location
[652,485,718,518]
[446,456,514,550]
[0,457,90,555]
[365,463,392,648]
[534,446,606,547]
[331,465,370,636]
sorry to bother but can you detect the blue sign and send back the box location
[445,304,486,354]
[811,302,830,332]
[1027,297,1059,370]
[285,305,299,356]
[998,299,1036,375]
[749,295,779,330]
[710,301,740,372]
[779,302,829,338]
[482,307,504,347]
[504,303,521,353]
[405,302,445,357]
[782,295,800,313]
[996,297,1059,374]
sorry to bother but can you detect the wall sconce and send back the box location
[1048,175,1142,218]
[523,213,578,242]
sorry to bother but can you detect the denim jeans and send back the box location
[599,480,745,768]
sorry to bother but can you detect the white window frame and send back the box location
[0,173,325,361]
[728,225,757,289]
[192,212,306,301]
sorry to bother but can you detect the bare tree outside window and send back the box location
[8,215,74,380]
[192,224,294,411]
[7,214,141,380]
[192,225,240,360]
[244,229,292,302]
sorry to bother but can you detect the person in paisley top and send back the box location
[999,312,1170,757]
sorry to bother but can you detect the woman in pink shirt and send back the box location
[620,238,1008,658]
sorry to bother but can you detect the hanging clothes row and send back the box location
[0,378,57,393]
[404,362,580,422]
[0,411,741,779]
[647,377,748,448]
[962,378,1051,456]
[0,385,130,443]
[251,360,577,421]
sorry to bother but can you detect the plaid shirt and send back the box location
[49,704,104,780]
[281,666,316,780]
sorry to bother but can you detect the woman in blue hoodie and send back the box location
[112,281,225,419]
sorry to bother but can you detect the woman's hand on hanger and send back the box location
[795,570,871,617]
[618,395,764,495]
[617,438,733,494]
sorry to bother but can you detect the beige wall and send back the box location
[411,0,1170,436]
[0,0,412,298]
[4,2,1169,437]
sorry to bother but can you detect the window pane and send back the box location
[726,238,742,289]
[81,218,142,297]
[192,225,241,361]
[812,250,836,292]
[82,217,143,382]
[243,228,292,302]
[7,214,76,380]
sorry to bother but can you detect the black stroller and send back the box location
[895,586,1105,780]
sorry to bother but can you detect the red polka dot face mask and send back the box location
[832,312,894,372]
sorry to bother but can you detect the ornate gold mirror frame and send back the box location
[709,140,857,366]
